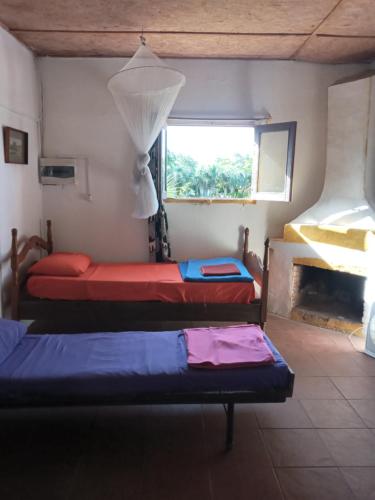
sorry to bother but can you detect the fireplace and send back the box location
[268,73,375,339]
[290,264,365,333]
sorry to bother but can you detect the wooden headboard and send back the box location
[11,220,53,320]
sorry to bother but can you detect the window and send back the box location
[252,121,297,202]
[161,119,296,203]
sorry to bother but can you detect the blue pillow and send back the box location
[0,318,27,365]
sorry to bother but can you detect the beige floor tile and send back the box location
[331,334,361,353]
[348,399,375,427]
[230,403,259,429]
[340,467,375,500]
[74,459,145,500]
[210,465,283,500]
[293,376,344,399]
[203,405,271,465]
[276,467,354,500]
[283,352,327,376]
[351,352,375,375]
[262,429,334,467]
[301,399,365,428]
[331,377,375,399]
[313,353,367,376]
[318,429,375,466]
[255,399,313,428]
[142,454,211,500]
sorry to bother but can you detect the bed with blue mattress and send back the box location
[0,319,294,449]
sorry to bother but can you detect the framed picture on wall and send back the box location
[3,126,28,164]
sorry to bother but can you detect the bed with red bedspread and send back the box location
[27,262,255,304]
[11,222,269,328]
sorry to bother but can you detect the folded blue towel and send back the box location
[179,257,254,283]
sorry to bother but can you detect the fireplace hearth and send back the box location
[291,265,365,333]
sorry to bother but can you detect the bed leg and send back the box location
[225,402,235,451]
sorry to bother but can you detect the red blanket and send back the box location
[27,263,255,304]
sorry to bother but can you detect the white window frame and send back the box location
[251,121,297,202]
[161,118,297,203]
[162,118,262,202]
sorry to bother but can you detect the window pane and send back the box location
[166,126,254,199]
[257,130,288,193]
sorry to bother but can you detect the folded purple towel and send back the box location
[183,324,275,369]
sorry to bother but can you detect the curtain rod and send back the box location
[168,115,271,124]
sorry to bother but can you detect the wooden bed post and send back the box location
[10,221,53,321]
[11,228,19,320]
[242,227,249,264]
[260,238,270,329]
[46,220,53,254]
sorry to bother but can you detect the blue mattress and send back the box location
[0,330,291,405]
[179,257,254,282]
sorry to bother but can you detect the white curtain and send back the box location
[108,43,186,219]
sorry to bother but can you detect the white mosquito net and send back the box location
[108,41,186,219]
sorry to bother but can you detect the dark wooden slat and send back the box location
[19,296,262,323]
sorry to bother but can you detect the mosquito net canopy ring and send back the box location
[108,42,186,219]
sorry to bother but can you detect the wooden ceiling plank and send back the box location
[12,31,308,59]
[2,0,375,62]
[291,0,344,59]
[297,35,375,63]
[318,34,375,39]
[0,0,339,34]
[11,29,311,36]
[318,0,375,37]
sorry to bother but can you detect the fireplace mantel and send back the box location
[284,223,374,252]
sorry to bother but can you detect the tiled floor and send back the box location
[1,315,375,499]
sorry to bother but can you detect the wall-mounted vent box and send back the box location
[39,158,77,185]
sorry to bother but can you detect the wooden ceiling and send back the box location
[1,0,375,63]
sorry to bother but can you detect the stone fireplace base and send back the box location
[291,307,362,335]
[268,227,373,337]
[290,263,365,335]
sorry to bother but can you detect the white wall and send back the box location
[39,57,366,262]
[0,28,42,316]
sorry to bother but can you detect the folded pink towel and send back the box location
[183,324,275,369]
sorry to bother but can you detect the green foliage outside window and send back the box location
[166,150,252,199]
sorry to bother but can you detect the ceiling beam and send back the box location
[317,34,375,39]
[11,29,312,36]
[291,0,345,59]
